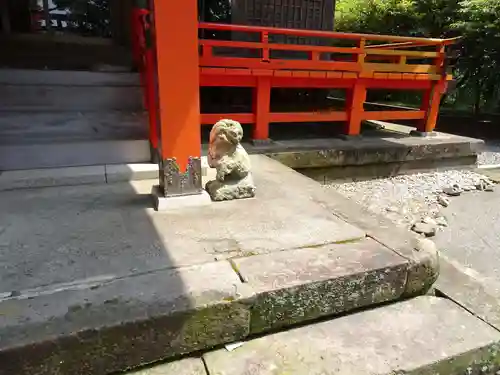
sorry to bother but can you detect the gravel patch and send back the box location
[326,170,491,229]
[478,140,500,166]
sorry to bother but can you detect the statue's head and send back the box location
[210,119,243,146]
[208,119,244,166]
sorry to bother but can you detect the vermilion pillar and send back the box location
[152,0,202,197]
[345,82,366,136]
[417,80,446,133]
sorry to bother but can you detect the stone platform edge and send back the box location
[0,161,208,192]
[0,131,483,191]
[0,247,432,375]
[264,134,483,170]
[0,158,442,375]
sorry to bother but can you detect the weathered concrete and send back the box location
[0,261,252,375]
[262,132,482,170]
[203,297,500,375]
[0,155,442,374]
[232,238,407,333]
[127,358,207,375]
[0,157,366,292]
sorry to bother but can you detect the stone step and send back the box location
[0,156,440,375]
[196,296,500,375]
[126,296,500,375]
[0,235,434,375]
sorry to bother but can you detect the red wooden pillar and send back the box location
[417,45,447,134]
[152,0,202,197]
[417,80,446,133]
[253,76,271,141]
[344,82,366,136]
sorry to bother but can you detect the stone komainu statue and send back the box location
[205,119,256,201]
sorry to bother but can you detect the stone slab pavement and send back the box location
[0,156,364,293]
[434,187,500,296]
[128,297,500,375]
[0,155,443,375]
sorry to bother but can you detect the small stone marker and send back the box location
[205,119,256,201]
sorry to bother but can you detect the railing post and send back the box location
[253,76,271,141]
[344,82,366,136]
[416,44,446,134]
[262,32,270,62]
[357,38,366,64]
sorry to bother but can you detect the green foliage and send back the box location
[335,0,500,113]
[52,0,111,37]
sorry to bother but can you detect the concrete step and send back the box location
[195,296,500,375]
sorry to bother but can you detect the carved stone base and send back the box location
[205,174,256,202]
[159,157,202,197]
[151,185,211,211]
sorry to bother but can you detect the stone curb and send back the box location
[0,160,209,191]
[202,297,500,375]
[266,136,483,169]
[0,234,431,375]
[130,297,500,375]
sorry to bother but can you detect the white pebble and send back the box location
[326,169,490,228]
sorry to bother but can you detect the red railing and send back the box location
[197,23,458,139]
[199,22,458,78]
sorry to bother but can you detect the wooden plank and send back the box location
[200,39,362,55]
[201,113,255,124]
[201,67,226,75]
[272,78,352,89]
[274,71,293,77]
[270,112,348,123]
[365,49,439,58]
[200,75,256,87]
[292,71,311,78]
[200,56,362,73]
[363,110,426,121]
[364,63,438,74]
